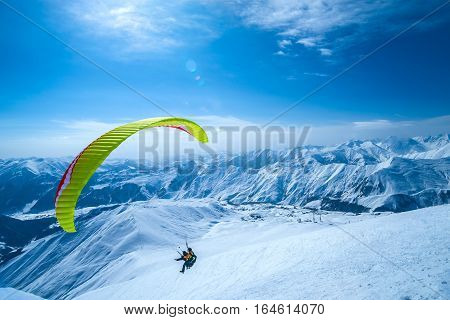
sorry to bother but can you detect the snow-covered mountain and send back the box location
[0,134,448,216]
[1,200,448,299]
[0,200,231,299]
[0,133,449,299]
[0,287,42,300]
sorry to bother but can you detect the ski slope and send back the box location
[76,204,450,300]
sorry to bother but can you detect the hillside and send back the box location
[1,201,448,299]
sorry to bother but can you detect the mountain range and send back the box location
[0,133,449,299]
[1,134,448,216]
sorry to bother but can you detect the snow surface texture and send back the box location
[0,200,449,300]
[75,205,450,300]
[0,288,42,300]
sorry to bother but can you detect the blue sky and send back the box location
[1,0,449,157]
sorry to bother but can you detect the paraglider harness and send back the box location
[185,250,197,269]
[175,241,197,273]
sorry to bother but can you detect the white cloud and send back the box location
[192,115,450,150]
[232,0,447,56]
[55,1,447,58]
[318,48,332,56]
[277,39,292,48]
[274,50,286,56]
[63,0,217,54]
[190,115,256,128]
[304,116,450,145]
[54,120,120,131]
[2,115,449,157]
[297,37,320,47]
[303,72,328,77]
[352,119,396,128]
[238,0,370,35]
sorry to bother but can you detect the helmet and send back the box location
[188,248,192,251]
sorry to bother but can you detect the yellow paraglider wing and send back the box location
[55,117,208,233]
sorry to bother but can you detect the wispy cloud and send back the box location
[54,120,120,131]
[2,115,448,157]
[277,39,292,48]
[232,0,448,57]
[303,72,328,77]
[297,37,320,47]
[306,116,450,145]
[318,48,332,56]
[274,50,286,56]
[55,1,448,58]
[352,119,398,128]
[63,0,217,55]
[190,115,256,128]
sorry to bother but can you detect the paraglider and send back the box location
[175,241,197,273]
[55,117,208,233]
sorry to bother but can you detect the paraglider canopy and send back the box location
[55,117,208,233]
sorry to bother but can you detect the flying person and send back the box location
[184,241,197,269]
[175,251,192,274]
[175,242,198,273]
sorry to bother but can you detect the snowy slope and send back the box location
[73,204,450,300]
[0,200,230,299]
[0,287,43,300]
[1,200,448,300]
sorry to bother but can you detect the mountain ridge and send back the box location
[0,134,448,216]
